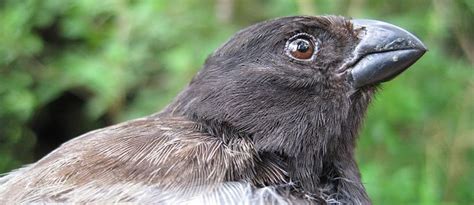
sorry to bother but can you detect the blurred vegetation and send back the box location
[0,0,473,204]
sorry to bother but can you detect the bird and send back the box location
[0,15,426,204]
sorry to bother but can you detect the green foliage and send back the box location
[0,0,472,204]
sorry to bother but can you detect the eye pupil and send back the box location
[296,40,309,52]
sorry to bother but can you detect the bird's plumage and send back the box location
[0,15,426,204]
[0,117,287,204]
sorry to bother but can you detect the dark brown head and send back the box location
[164,15,426,193]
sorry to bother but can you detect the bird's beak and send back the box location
[347,19,427,88]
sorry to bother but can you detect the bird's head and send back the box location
[166,15,426,160]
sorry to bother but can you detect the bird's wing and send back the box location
[0,116,276,204]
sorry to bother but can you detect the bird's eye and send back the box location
[285,33,318,61]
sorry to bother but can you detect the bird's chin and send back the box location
[347,84,378,99]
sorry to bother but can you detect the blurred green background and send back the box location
[0,0,473,204]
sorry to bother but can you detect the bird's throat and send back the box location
[161,83,375,198]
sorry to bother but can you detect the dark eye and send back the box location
[285,33,318,61]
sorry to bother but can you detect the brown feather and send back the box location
[0,117,287,203]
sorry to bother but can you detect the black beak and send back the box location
[347,19,427,88]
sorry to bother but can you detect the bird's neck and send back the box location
[160,85,374,194]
